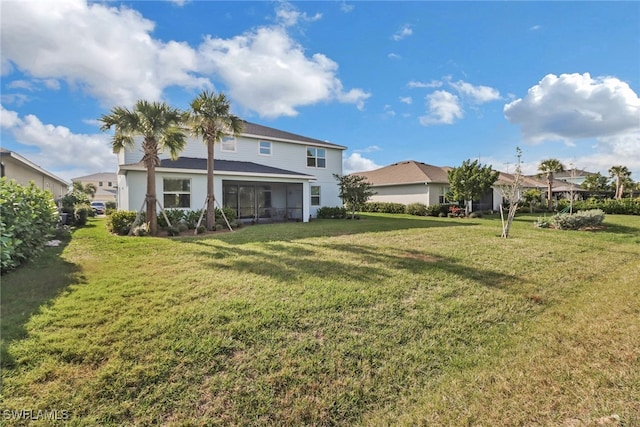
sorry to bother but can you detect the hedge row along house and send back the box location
[116,121,346,223]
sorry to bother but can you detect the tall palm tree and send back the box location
[99,100,187,235]
[609,165,631,199]
[72,182,97,199]
[537,158,565,211]
[188,91,244,230]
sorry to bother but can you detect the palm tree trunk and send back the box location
[206,140,215,230]
[146,163,158,235]
[547,173,553,211]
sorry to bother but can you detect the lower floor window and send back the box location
[163,178,191,208]
[311,185,321,206]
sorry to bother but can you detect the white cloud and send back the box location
[354,145,382,153]
[399,96,412,105]
[275,2,322,27]
[1,0,211,107]
[449,80,501,103]
[408,80,442,89]
[198,26,370,118]
[340,2,355,13]
[1,106,116,180]
[504,73,640,143]
[419,90,463,126]
[388,53,402,60]
[392,24,413,41]
[343,152,381,174]
[529,25,542,31]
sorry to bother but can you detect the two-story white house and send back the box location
[116,121,346,222]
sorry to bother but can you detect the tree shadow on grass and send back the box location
[0,238,84,369]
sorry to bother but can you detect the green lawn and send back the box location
[1,214,639,426]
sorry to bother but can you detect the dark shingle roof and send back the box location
[241,121,345,149]
[155,157,313,177]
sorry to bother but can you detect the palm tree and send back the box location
[99,100,187,235]
[537,158,565,211]
[188,91,244,230]
[609,165,631,199]
[72,182,97,199]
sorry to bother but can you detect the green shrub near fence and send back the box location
[0,178,58,272]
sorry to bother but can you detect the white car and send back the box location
[91,201,106,215]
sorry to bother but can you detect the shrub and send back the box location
[405,203,427,216]
[197,225,207,234]
[0,178,58,272]
[215,207,237,224]
[557,197,640,215]
[469,211,483,218]
[426,204,450,217]
[166,226,181,236]
[317,206,347,219]
[158,209,185,229]
[361,202,405,214]
[73,204,93,226]
[534,216,551,228]
[105,201,117,210]
[184,210,203,229]
[552,209,605,230]
[106,210,139,235]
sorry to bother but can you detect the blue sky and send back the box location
[1,0,639,182]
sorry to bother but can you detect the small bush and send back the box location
[184,210,203,229]
[317,206,347,219]
[158,209,185,228]
[105,201,117,210]
[534,216,551,228]
[197,225,207,234]
[216,207,237,223]
[74,204,93,226]
[166,226,181,236]
[426,204,450,217]
[405,203,427,216]
[552,209,605,230]
[469,211,483,218]
[106,210,139,235]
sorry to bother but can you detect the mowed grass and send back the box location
[1,214,639,426]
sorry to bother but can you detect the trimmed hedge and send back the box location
[557,198,640,215]
[0,178,58,272]
[361,202,406,214]
[405,203,427,216]
[317,206,347,219]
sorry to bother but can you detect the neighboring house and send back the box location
[554,168,596,186]
[0,148,69,199]
[352,160,452,206]
[72,172,118,203]
[117,121,346,222]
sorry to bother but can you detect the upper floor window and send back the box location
[306,147,326,168]
[221,136,237,152]
[108,182,113,187]
[259,141,271,156]
[99,181,103,187]
[163,178,191,208]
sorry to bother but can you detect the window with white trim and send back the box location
[163,178,191,208]
[439,186,450,204]
[311,186,321,206]
[221,136,236,152]
[306,147,326,168]
[259,141,271,156]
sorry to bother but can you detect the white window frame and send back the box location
[221,136,237,152]
[259,140,272,156]
[439,186,450,204]
[306,147,326,169]
[163,178,191,209]
[311,185,321,206]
